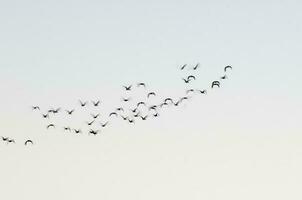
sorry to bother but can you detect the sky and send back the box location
[0,0,302,199]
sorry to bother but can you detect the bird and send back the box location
[137,82,146,88]
[148,105,157,111]
[92,100,100,106]
[65,109,75,115]
[109,112,118,117]
[121,115,128,121]
[224,65,232,72]
[116,107,124,112]
[122,97,131,102]
[186,89,195,94]
[182,78,191,83]
[32,106,40,111]
[51,108,61,114]
[128,119,135,124]
[140,115,148,120]
[42,113,49,119]
[164,98,174,104]
[25,140,33,145]
[123,85,132,91]
[86,120,95,126]
[180,64,187,70]
[153,113,159,117]
[89,129,99,135]
[137,101,146,107]
[91,113,100,119]
[7,139,15,144]
[63,127,71,132]
[100,122,109,128]
[173,100,182,106]
[211,81,220,88]
[1,136,9,142]
[197,89,207,94]
[187,75,196,81]
[74,129,82,134]
[221,75,227,80]
[160,102,168,107]
[79,100,88,107]
[133,112,141,118]
[130,108,138,113]
[47,124,55,129]
[193,63,200,70]
[147,92,156,98]
[180,96,189,102]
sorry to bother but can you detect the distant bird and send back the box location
[186,89,195,94]
[92,100,100,106]
[187,75,196,81]
[100,122,109,128]
[224,65,232,72]
[193,63,200,70]
[128,119,135,124]
[25,140,33,146]
[197,89,207,94]
[74,129,82,134]
[91,113,100,119]
[7,139,15,144]
[221,75,227,80]
[1,136,9,142]
[65,109,75,115]
[137,82,146,88]
[133,112,141,118]
[180,64,187,70]
[109,112,118,117]
[140,115,148,120]
[121,115,128,121]
[49,108,61,114]
[116,107,124,112]
[174,100,182,106]
[123,85,132,91]
[180,96,189,102]
[122,97,131,102]
[79,100,88,107]
[164,98,174,104]
[147,92,156,98]
[211,81,220,88]
[130,108,138,113]
[47,124,55,129]
[149,105,157,111]
[42,113,49,119]
[86,120,95,126]
[137,101,146,107]
[32,106,40,111]
[153,113,159,117]
[182,78,190,83]
[89,129,99,135]
[160,102,168,107]
[63,127,71,132]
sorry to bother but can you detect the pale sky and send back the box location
[0,0,302,199]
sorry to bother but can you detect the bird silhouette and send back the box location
[86,120,95,126]
[128,118,135,124]
[42,113,49,119]
[147,92,156,98]
[79,100,88,107]
[140,115,148,120]
[121,115,128,121]
[211,81,220,88]
[153,113,159,117]
[89,129,99,135]
[74,129,82,134]
[1,136,9,142]
[32,106,40,111]
[224,65,232,72]
[193,63,200,70]
[186,89,195,94]
[25,140,33,145]
[47,124,55,129]
[123,85,132,91]
[116,107,124,112]
[137,102,146,107]
[92,100,100,106]
[91,113,100,119]
[63,127,71,132]
[221,75,227,80]
[187,75,196,81]
[66,109,75,115]
[100,122,109,128]
[182,78,190,83]
[197,89,207,94]
[7,139,15,144]
[122,97,131,102]
[109,112,118,117]
[137,82,146,88]
[180,64,187,70]
[133,112,141,118]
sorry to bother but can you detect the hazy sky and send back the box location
[0,0,302,199]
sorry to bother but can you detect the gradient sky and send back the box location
[0,0,302,199]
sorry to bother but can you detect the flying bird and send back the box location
[221,75,227,80]
[197,89,207,94]
[140,115,148,120]
[137,101,146,107]
[32,106,40,111]
[123,85,132,91]
[1,136,9,142]
[100,122,109,128]
[91,113,100,119]
[211,81,220,88]
[109,112,118,117]
[187,75,196,80]
[186,89,195,94]
[25,140,33,146]
[147,92,156,98]
[180,64,187,70]
[63,127,71,132]
[66,109,75,115]
[42,113,49,119]
[193,63,200,70]
[74,129,82,134]
[224,65,232,72]
[89,129,99,135]
[122,97,131,102]
[86,120,95,126]
[137,82,146,88]
[116,107,124,112]
[47,124,55,129]
[79,100,88,107]
[92,100,100,106]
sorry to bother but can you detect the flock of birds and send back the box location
[1,64,232,146]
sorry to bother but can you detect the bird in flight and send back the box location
[92,100,100,107]
[1,136,9,142]
[193,63,200,70]
[221,75,227,80]
[128,118,135,124]
[180,64,187,70]
[137,82,146,88]
[211,81,220,88]
[109,112,118,117]
[197,89,207,94]
[47,124,55,129]
[42,113,49,119]
[66,109,75,115]
[100,122,109,128]
[187,75,196,81]
[186,89,195,94]
[122,97,131,102]
[91,113,100,119]
[147,92,156,98]
[7,139,15,144]
[164,98,174,104]
[25,140,33,146]
[64,127,71,132]
[140,115,148,120]
[79,100,88,107]
[32,106,40,111]
[74,129,82,134]
[137,101,146,107]
[89,129,99,135]
[121,115,128,121]
[86,120,95,126]
[116,107,124,112]
[224,65,232,72]
[123,85,132,91]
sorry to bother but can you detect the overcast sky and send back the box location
[0,0,302,199]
